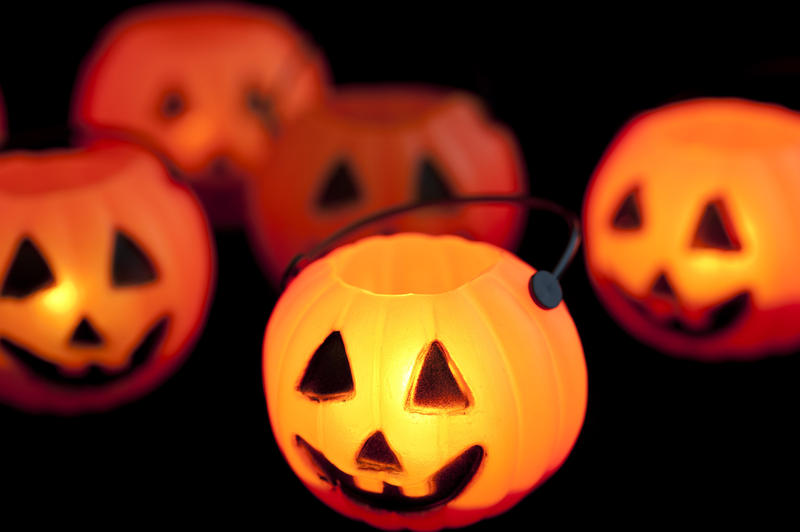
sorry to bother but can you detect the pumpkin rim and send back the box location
[329,232,505,296]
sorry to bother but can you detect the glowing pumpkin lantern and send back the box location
[248,86,528,284]
[72,3,329,226]
[0,141,214,413]
[264,233,587,530]
[584,98,800,360]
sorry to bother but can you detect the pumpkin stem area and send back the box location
[332,233,502,295]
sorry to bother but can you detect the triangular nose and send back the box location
[651,273,677,301]
[70,317,104,347]
[356,431,403,472]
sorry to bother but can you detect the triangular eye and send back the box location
[246,89,279,137]
[611,187,642,230]
[298,331,355,401]
[692,199,741,251]
[112,231,157,286]
[160,89,186,119]
[405,341,471,414]
[416,157,454,203]
[316,160,361,210]
[1,237,54,298]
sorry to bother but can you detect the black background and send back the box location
[1,2,799,528]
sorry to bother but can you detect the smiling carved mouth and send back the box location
[0,317,169,387]
[295,435,484,513]
[614,283,751,336]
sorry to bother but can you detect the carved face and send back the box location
[584,98,800,359]
[0,142,214,413]
[248,87,528,284]
[72,3,328,226]
[265,233,587,530]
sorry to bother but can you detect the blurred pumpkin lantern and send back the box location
[0,141,214,413]
[264,233,586,530]
[248,86,528,284]
[584,98,800,360]
[72,3,328,226]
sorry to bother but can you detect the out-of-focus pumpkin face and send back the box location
[73,3,328,226]
[265,233,586,530]
[0,141,214,413]
[584,98,800,360]
[248,87,528,284]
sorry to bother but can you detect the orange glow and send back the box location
[0,141,215,413]
[41,280,78,315]
[583,98,800,359]
[247,86,528,284]
[264,233,587,530]
[72,3,329,226]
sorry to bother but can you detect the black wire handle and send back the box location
[280,194,581,309]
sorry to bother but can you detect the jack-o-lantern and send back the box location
[0,141,214,413]
[584,98,800,360]
[72,3,329,226]
[265,233,587,530]
[248,86,528,284]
